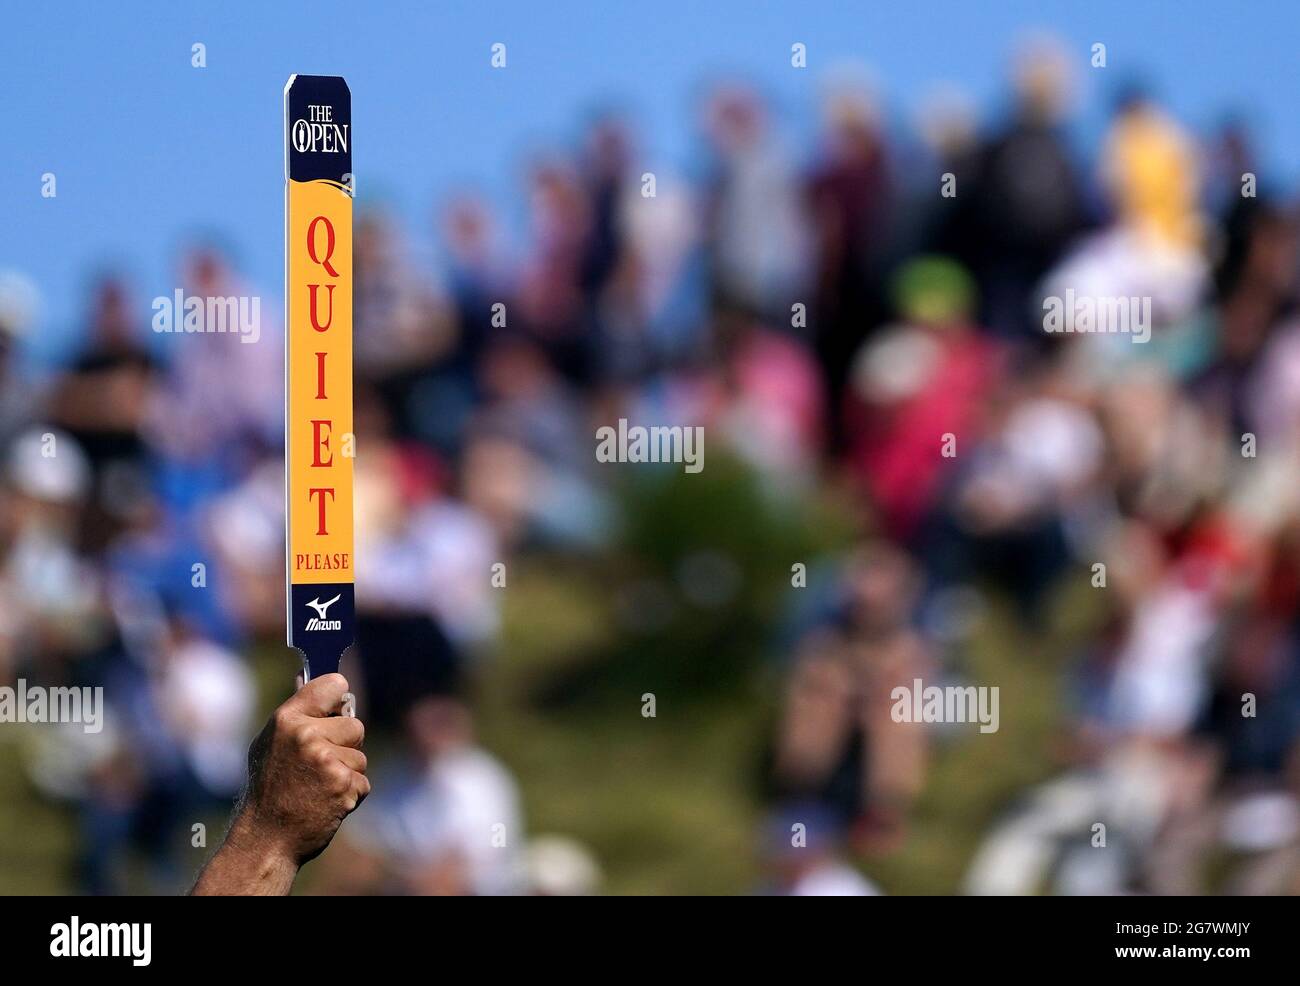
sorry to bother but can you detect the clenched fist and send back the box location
[192,673,370,895]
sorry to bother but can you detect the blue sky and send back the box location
[4,0,1299,363]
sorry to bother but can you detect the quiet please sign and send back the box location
[284,74,355,680]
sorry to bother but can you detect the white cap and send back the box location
[0,270,39,339]
[7,427,91,502]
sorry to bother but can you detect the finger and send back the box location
[294,673,304,694]
[332,745,367,773]
[312,714,365,749]
[337,768,370,813]
[287,673,350,717]
[351,771,371,804]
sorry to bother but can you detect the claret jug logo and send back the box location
[292,103,349,153]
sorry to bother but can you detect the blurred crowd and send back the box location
[4,35,1300,894]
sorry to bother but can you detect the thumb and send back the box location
[287,672,350,718]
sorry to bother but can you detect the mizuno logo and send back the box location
[306,594,341,619]
[304,593,342,631]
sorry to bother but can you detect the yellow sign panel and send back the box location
[286,181,353,583]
